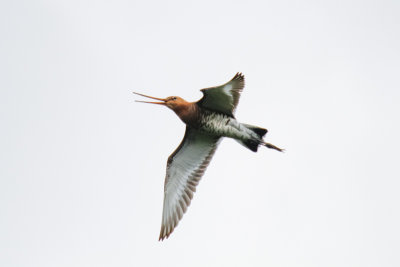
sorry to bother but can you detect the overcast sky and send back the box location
[1,0,400,266]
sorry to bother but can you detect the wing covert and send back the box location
[197,72,245,117]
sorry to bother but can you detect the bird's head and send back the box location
[133,92,189,112]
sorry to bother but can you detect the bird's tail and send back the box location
[237,124,284,152]
[236,124,267,152]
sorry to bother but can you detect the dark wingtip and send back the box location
[159,233,166,241]
[232,72,245,81]
[159,226,173,241]
[159,233,172,242]
[159,226,165,241]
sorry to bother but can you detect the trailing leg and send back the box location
[262,142,284,152]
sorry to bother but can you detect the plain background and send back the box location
[1,0,399,266]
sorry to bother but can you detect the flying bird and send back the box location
[133,73,283,241]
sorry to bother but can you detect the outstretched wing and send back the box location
[197,72,245,117]
[159,127,221,240]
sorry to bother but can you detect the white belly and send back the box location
[198,112,258,141]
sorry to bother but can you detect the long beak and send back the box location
[133,91,167,105]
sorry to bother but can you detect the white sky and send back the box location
[1,0,400,266]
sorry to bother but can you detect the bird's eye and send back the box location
[172,97,177,101]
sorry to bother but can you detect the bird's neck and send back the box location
[173,102,199,125]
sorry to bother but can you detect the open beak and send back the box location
[133,92,167,105]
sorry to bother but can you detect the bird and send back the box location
[133,73,283,241]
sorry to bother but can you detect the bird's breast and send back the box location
[174,103,201,126]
